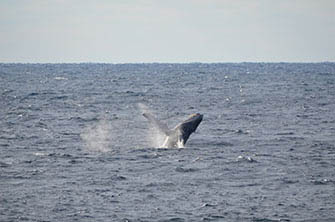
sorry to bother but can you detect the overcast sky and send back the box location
[0,0,334,63]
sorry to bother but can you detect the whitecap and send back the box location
[54,76,68,80]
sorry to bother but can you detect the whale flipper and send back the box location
[142,112,170,136]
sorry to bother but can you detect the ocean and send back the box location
[1,63,335,221]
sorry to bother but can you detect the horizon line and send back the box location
[1,61,334,65]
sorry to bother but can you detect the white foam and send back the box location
[34,152,46,156]
[54,76,68,80]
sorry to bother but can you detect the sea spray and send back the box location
[138,103,166,148]
[81,104,167,151]
[81,118,112,152]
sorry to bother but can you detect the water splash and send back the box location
[80,104,167,151]
[81,118,112,152]
[138,103,166,148]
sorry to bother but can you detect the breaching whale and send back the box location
[143,112,203,148]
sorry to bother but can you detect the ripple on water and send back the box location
[175,166,200,173]
[1,63,335,221]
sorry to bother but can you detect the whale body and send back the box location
[143,112,203,148]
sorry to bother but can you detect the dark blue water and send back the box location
[1,63,335,221]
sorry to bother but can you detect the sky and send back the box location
[0,0,334,63]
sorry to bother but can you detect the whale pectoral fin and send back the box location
[143,112,170,136]
[161,136,170,148]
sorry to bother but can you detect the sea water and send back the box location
[1,63,335,221]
